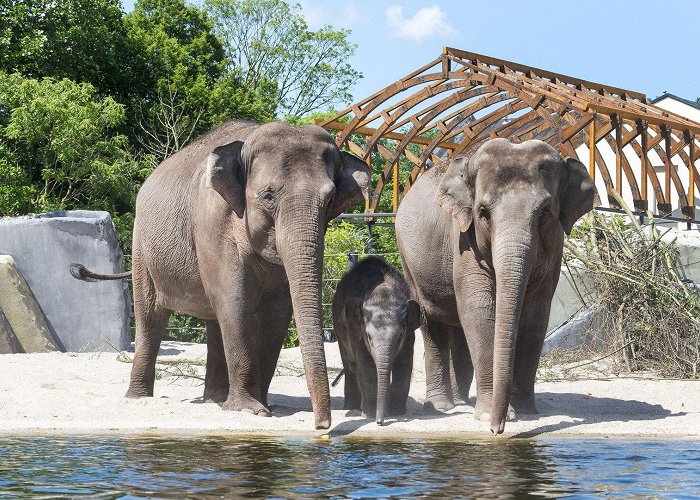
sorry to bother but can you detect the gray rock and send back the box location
[0,255,59,352]
[0,307,21,354]
[0,211,131,352]
[543,305,612,355]
[547,264,595,334]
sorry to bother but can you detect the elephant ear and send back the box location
[328,151,371,221]
[337,297,363,325]
[205,141,246,218]
[559,157,600,235]
[434,155,474,232]
[405,299,421,332]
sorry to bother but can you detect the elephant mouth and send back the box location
[258,246,283,266]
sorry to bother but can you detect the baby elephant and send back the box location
[332,257,420,425]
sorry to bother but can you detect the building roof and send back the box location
[651,93,700,112]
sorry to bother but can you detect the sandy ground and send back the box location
[1,335,698,439]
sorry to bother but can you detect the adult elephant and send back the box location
[74,120,370,430]
[396,139,597,434]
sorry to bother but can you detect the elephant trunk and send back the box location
[491,227,535,435]
[375,357,392,426]
[279,206,331,430]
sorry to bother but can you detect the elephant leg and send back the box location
[126,253,171,398]
[421,319,455,413]
[356,346,377,418]
[343,365,362,411]
[203,320,228,403]
[511,288,552,414]
[449,327,473,405]
[337,333,361,411]
[216,288,270,416]
[389,329,415,416]
[257,285,293,408]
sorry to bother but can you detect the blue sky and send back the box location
[123,0,700,106]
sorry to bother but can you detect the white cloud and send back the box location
[385,5,456,41]
[300,1,361,30]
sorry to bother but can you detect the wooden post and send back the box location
[639,121,648,205]
[588,118,596,180]
[689,131,695,220]
[663,126,671,207]
[614,115,622,196]
[392,159,399,220]
[365,151,372,212]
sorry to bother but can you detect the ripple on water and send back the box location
[0,436,698,498]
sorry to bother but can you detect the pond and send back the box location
[0,436,698,498]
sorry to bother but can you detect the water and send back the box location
[0,436,699,498]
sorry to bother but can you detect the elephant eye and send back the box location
[539,207,551,224]
[256,190,274,202]
[478,206,490,222]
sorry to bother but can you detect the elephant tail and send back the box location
[70,263,132,282]
[331,368,344,387]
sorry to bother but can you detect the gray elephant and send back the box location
[332,257,419,425]
[73,120,370,430]
[396,139,597,434]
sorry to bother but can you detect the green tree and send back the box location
[125,0,276,162]
[205,0,362,118]
[0,0,145,101]
[0,72,145,247]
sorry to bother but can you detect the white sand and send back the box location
[1,335,698,439]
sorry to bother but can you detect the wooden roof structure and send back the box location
[319,47,700,220]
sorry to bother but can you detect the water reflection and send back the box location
[0,436,698,498]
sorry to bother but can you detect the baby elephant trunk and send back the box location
[375,351,394,425]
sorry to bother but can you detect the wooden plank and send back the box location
[444,47,646,100]
[320,120,459,151]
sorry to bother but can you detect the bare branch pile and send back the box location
[564,196,700,379]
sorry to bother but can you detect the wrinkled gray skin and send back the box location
[97,120,369,430]
[332,257,420,425]
[396,139,597,434]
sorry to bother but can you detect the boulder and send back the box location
[0,308,21,354]
[0,211,131,352]
[0,255,60,352]
[543,305,612,355]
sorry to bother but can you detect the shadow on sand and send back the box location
[509,392,686,438]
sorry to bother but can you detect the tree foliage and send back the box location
[125,0,277,163]
[0,72,144,245]
[0,0,144,101]
[205,0,362,118]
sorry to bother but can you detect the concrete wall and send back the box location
[0,211,131,351]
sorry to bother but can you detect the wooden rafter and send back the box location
[318,47,700,218]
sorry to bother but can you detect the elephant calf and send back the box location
[332,257,420,425]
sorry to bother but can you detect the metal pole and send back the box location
[347,252,359,271]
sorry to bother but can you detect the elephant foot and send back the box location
[125,384,153,398]
[222,394,271,417]
[203,386,229,403]
[345,409,362,417]
[474,398,516,422]
[511,393,538,414]
[423,395,455,414]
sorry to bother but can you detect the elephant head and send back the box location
[206,122,370,429]
[435,138,598,434]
